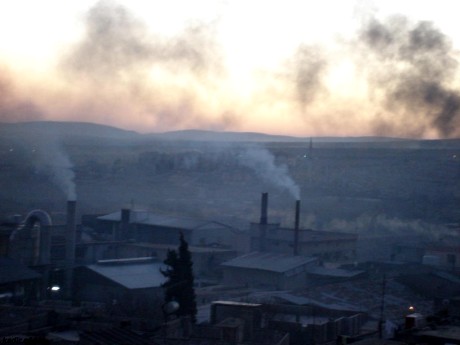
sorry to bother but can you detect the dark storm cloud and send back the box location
[359,16,460,138]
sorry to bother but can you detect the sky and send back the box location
[0,0,459,138]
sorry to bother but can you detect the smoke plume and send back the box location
[239,146,300,199]
[358,16,460,137]
[59,0,229,130]
[290,45,327,110]
[34,136,76,200]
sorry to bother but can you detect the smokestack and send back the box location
[64,200,76,300]
[260,192,268,225]
[259,193,268,252]
[120,208,131,241]
[294,200,300,256]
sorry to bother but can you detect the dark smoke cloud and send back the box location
[359,16,460,138]
[62,1,223,80]
[58,0,230,130]
[284,45,327,111]
[0,67,43,122]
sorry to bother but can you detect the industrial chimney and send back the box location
[119,208,131,241]
[64,200,76,300]
[259,193,268,252]
[293,200,300,256]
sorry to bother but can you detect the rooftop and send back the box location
[221,252,317,273]
[128,242,236,253]
[86,257,167,289]
[98,210,237,232]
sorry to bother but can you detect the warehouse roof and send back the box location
[98,210,236,231]
[221,252,316,273]
[86,257,167,289]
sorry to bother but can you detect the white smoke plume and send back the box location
[239,146,300,199]
[34,136,76,200]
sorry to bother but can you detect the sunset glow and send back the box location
[0,0,459,138]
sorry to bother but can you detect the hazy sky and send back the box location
[0,0,459,138]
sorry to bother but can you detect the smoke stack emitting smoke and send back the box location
[239,147,300,199]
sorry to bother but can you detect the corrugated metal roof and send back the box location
[0,258,41,284]
[221,252,316,273]
[86,258,167,289]
[98,211,233,231]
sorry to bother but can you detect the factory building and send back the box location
[96,209,243,251]
[250,193,358,263]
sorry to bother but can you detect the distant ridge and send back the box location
[149,129,408,143]
[1,121,459,147]
[0,121,139,139]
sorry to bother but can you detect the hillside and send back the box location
[0,121,459,230]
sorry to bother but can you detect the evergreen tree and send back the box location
[177,232,197,322]
[161,249,179,303]
[160,233,197,323]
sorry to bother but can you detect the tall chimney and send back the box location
[260,192,268,225]
[120,208,131,241]
[259,193,268,252]
[294,200,300,256]
[64,200,76,300]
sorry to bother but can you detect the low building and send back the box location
[221,252,317,290]
[111,242,237,278]
[96,209,242,250]
[74,257,166,317]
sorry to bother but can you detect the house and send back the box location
[221,252,317,290]
[96,209,242,250]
